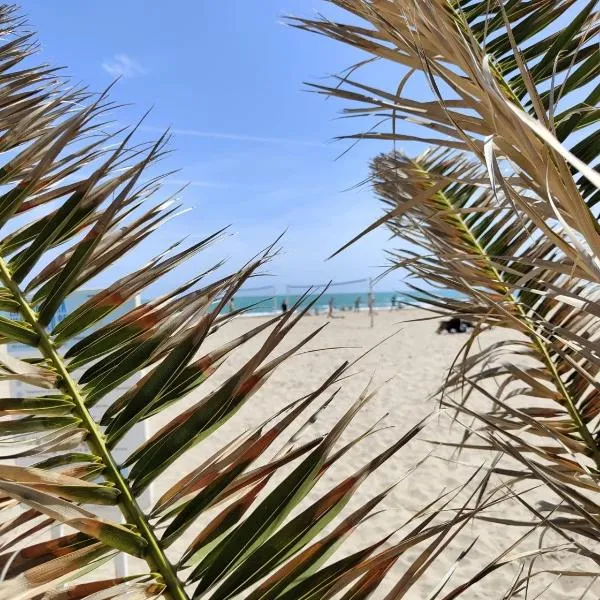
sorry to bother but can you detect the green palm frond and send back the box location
[371,147,600,461]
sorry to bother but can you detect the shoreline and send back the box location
[226,304,413,318]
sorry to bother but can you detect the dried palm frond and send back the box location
[296,0,600,595]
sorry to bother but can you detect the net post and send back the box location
[369,277,374,328]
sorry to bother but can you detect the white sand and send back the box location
[142,309,593,599]
[4,309,594,598]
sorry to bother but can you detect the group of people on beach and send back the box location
[230,294,403,316]
[232,294,470,335]
[327,294,376,318]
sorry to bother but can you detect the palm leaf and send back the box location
[295,0,600,595]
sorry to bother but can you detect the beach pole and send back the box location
[369,277,374,328]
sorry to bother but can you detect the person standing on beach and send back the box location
[391,294,396,310]
[354,296,361,312]
[368,292,375,327]
[228,298,235,313]
[281,300,288,313]
[328,297,334,319]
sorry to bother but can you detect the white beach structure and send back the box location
[1,289,150,576]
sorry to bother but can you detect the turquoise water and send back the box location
[226,290,461,315]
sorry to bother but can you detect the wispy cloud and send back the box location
[140,125,324,147]
[161,178,253,190]
[161,178,280,194]
[102,54,148,79]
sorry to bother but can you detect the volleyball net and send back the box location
[231,284,277,314]
[285,278,372,314]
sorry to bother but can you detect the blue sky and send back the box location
[23,1,415,293]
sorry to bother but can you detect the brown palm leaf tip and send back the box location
[293,0,600,596]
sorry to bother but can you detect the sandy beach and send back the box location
[134,308,588,599]
[4,308,588,598]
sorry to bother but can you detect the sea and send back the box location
[225,290,461,316]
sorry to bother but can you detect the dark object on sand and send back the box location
[437,318,473,334]
[281,301,288,313]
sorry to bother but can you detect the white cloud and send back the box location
[102,54,148,79]
[139,125,324,147]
